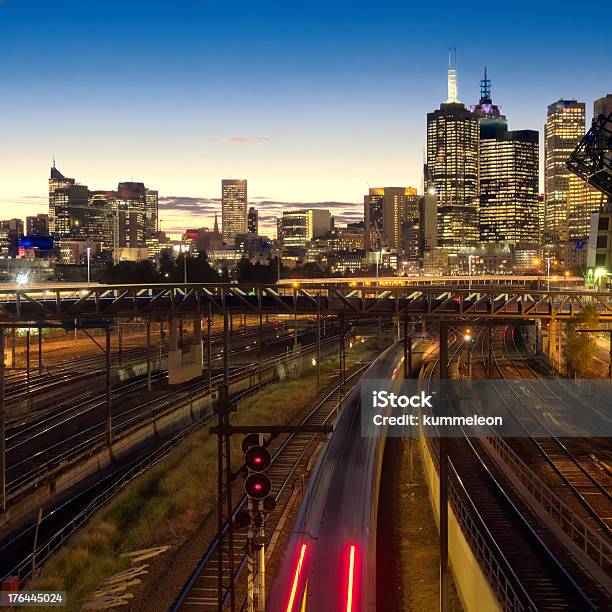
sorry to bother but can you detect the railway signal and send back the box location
[242,434,274,612]
[245,473,272,499]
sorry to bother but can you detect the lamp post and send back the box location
[546,255,552,291]
[468,254,473,291]
[86,246,91,286]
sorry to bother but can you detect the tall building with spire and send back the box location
[545,99,586,244]
[473,68,540,246]
[426,54,479,249]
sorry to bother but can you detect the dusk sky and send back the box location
[0,0,609,236]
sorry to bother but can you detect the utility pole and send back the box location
[106,325,112,449]
[316,298,321,389]
[207,304,213,392]
[146,318,152,391]
[0,328,5,512]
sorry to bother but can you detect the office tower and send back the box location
[479,128,539,245]
[114,182,149,249]
[363,187,418,252]
[221,179,247,245]
[248,207,258,233]
[545,99,586,243]
[594,94,612,118]
[26,214,50,236]
[280,209,331,251]
[426,59,479,249]
[88,191,117,253]
[146,189,159,232]
[567,174,605,244]
[473,71,539,246]
[0,230,9,257]
[0,219,24,257]
[330,224,365,252]
[48,165,89,238]
[419,190,438,258]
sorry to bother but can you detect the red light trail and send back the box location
[286,543,307,612]
[346,544,356,612]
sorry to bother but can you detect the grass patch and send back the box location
[28,338,379,609]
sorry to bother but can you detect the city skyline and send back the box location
[1,0,610,236]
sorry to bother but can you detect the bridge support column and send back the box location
[38,326,43,374]
[547,319,555,362]
[118,322,123,366]
[422,317,427,335]
[10,328,16,368]
[26,330,30,392]
[557,321,563,372]
[194,317,203,369]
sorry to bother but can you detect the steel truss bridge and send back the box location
[0,282,610,323]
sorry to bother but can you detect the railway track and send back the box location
[489,327,612,537]
[5,331,341,507]
[3,323,281,406]
[419,327,595,610]
[172,363,371,610]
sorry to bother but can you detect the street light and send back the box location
[15,272,29,286]
[545,255,552,291]
[468,255,473,291]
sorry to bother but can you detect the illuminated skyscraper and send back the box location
[48,165,91,261]
[248,207,258,233]
[221,179,248,245]
[26,214,49,236]
[474,69,539,246]
[479,128,539,245]
[426,59,479,249]
[544,99,586,243]
[115,182,149,249]
[363,187,418,253]
[567,174,604,244]
[146,189,159,232]
[280,209,331,252]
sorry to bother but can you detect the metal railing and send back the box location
[484,435,612,573]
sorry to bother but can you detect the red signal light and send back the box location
[245,473,272,499]
[245,446,271,472]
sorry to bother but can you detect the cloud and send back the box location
[229,136,270,145]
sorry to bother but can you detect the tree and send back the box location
[103,260,162,284]
[235,258,277,284]
[170,252,221,283]
[563,305,598,377]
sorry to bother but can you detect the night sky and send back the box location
[0,0,609,235]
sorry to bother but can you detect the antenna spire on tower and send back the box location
[480,65,492,103]
[446,47,459,103]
